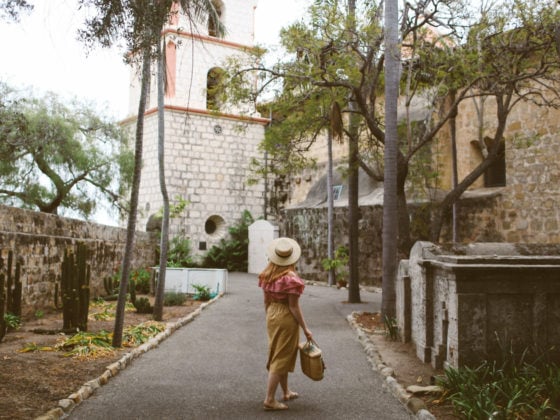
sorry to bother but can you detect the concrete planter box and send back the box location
[153,267,228,295]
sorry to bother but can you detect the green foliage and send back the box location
[191,284,212,301]
[133,297,153,314]
[4,312,21,330]
[163,292,187,306]
[122,321,166,347]
[106,267,151,295]
[130,268,151,294]
[27,321,166,358]
[0,82,133,218]
[321,245,349,281]
[167,236,196,268]
[383,315,399,341]
[0,0,33,22]
[437,346,560,419]
[34,309,44,319]
[201,210,254,271]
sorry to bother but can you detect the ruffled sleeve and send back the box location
[259,274,305,297]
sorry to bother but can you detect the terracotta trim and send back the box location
[162,28,254,52]
[121,105,270,126]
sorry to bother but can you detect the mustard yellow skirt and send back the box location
[266,302,299,374]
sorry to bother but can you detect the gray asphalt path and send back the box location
[69,273,411,420]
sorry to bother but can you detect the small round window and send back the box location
[204,215,226,237]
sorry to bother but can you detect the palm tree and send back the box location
[382,0,400,318]
[151,0,224,321]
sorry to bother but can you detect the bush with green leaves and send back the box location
[130,268,151,294]
[192,284,212,301]
[163,292,187,306]
[133,297,153,314]
[201,210,254,271]
[4,313,21,330]
[167,236,197,268]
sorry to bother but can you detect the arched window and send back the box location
[208,0,223,38]
[207,67,225,111]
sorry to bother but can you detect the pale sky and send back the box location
[0,0,310,120]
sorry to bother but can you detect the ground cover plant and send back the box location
[436,346,560,419]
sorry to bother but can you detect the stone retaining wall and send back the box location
[282,193,504,286]
[0,205,158,318]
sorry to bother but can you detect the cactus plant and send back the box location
[0,251,23,341]
[0,255,6,342]
[128,278,137,305]
[103,275,119,296]
[59,243,90,331]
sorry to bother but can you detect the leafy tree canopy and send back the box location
[0,0,32,22]
[0,82,134,219]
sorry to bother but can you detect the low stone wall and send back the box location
[282,193,504,286]
[0,205,158,318]
[398,241,560,369]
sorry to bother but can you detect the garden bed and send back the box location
[0,295,202,420]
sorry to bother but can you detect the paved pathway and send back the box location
[69,273,412,419]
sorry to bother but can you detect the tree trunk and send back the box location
[396,151,411,253]
[382,0,400,319]
[430,154,497,242]
[326,128,335,287]
[112,47,151,348]
[153,36,170,321]
[347,0,361,304]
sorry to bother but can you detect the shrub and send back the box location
[4,313,21,330]
[167,236,197,268]
[201,210,253,271]
[130,268,151,294]
[133,297,153,314]
[163,292,187,306]
[192,284,212,301]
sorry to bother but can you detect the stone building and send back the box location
[123,0,268,254]
[277,88,560,284]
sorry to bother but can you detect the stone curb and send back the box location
[34,294,223,420]
[346,312,436,420]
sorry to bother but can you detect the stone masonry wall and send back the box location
[436,94,560,244]
[133,110,266,254]
[0,205,158,318]
[284,193,506,286]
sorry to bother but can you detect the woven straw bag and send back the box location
[299,339,325,381]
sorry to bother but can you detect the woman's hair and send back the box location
[258,262,296,284]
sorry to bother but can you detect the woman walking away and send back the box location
[258,237,313,411]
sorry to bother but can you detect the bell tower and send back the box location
[126,0,267,254]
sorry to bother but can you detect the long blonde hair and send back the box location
[258,262,296,284]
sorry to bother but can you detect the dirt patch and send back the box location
[353,312,459,419]
[0,297,203,420]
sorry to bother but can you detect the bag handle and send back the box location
[303,338,320,351]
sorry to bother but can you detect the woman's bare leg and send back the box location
[279,373,299,401]
[264,372,288,409]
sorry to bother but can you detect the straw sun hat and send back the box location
[267,237,301,267]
